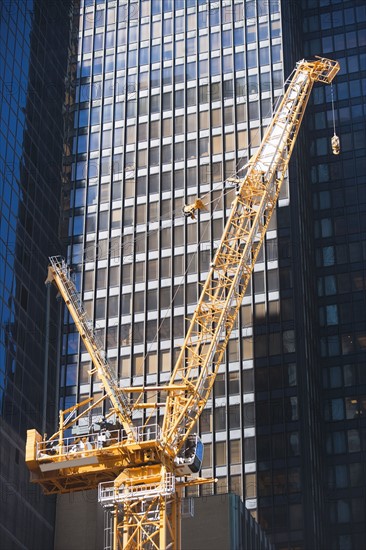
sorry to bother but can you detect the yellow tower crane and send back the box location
[26,57,339,549]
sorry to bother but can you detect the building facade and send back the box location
[303,1,366,548]
[182,493,274,550]
[0,1,71,548]
[59,1,365,549]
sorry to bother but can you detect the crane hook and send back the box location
[330,83,340,155]
[331,134,340,155]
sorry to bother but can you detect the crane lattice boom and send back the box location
[162,57,339,453]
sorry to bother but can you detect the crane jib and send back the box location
[162,58,340,452]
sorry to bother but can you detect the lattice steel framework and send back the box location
[162,58,340,454]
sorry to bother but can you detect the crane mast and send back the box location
[25,58,339,549]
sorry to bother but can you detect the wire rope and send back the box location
[129,185,226,415]
[330,83,337,135]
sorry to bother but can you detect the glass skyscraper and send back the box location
[56,1,365,549]
[0,1,70,548]
[63,0,283,513]
[303,1,366,549]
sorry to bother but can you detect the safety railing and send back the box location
[36,424,163,461]
[98,472,175,504]
[135,423,161,443]
[36,429,124,460]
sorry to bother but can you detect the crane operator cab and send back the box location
[174,434,204,476]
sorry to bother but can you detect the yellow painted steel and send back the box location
[25,58,339,549]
